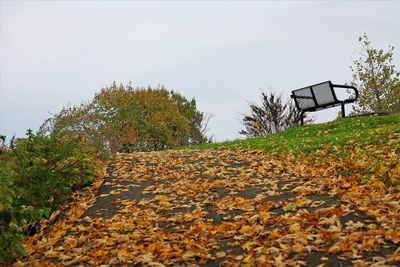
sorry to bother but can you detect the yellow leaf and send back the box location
[243,254,253,264]
[215,251,226,258]
[242,241,257,251]
[274,254,285,267]
[289,223,300,233]
[44,249,58,258]
[240,225,253,236]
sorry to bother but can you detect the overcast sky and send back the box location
[1,1,399,141]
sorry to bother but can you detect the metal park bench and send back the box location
[290,81,359,125]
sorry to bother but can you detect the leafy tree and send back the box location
[0,135,6,154]
[164,89,212,145]
[240,91,309,137]
[43,82,210,153]
[350,34,400,114]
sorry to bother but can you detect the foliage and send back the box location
[350,33,400,114]
[20,149,400,265]
[1,82,208,262]
[0,135,6,153]
[165,90,212,146]
[0,151,52,262]
[12,129,96,210]
[46,82,210,153]
[0,129,97,263]
[191,113,400,187]
[240,90,310,137]
[0,155,25,262]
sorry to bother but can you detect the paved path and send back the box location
[22,150,400,266]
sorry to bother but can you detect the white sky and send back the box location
[1,1,399,142]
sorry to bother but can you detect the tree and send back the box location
[240,90,309,137]
[41,82,210,153]
[164,89,212,145]
[350,33,400,114]
[0,135,6,154]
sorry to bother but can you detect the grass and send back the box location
[189,113,400,157]
[186,113,400,188]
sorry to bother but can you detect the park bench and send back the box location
[290,81,359,125]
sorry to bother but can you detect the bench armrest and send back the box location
[331,83,359,101]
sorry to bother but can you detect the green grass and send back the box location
[188,113,400,157]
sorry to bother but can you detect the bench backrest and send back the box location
[292,81,338,110]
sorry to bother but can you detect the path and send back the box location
[22,150,400,266]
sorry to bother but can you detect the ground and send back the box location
[20,149,399,266]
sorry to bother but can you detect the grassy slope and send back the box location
[193,113,400,156]
[189,113,400,188]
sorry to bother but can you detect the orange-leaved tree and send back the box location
[41,82,210,154]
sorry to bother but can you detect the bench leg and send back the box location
[341,102,345,118]
[301,111,305,126]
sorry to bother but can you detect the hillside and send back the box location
[192,113,400,189]
[18,114,400,266]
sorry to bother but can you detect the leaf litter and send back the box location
[17,149,399,266]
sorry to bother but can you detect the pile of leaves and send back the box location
[18,150,399,266]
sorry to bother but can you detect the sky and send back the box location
[1,1,399,142]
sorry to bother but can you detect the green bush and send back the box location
[0,157,25,262]
[0,156,52,262]
[12,129,96,210]
[0,129,97,263]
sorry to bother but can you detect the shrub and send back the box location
[0,156,25,263]
[240,90,312,137]
[12,129,96,210]
[0,129,97,263]
[0,155,53,263]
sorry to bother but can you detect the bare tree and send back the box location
[240,90,310,137]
